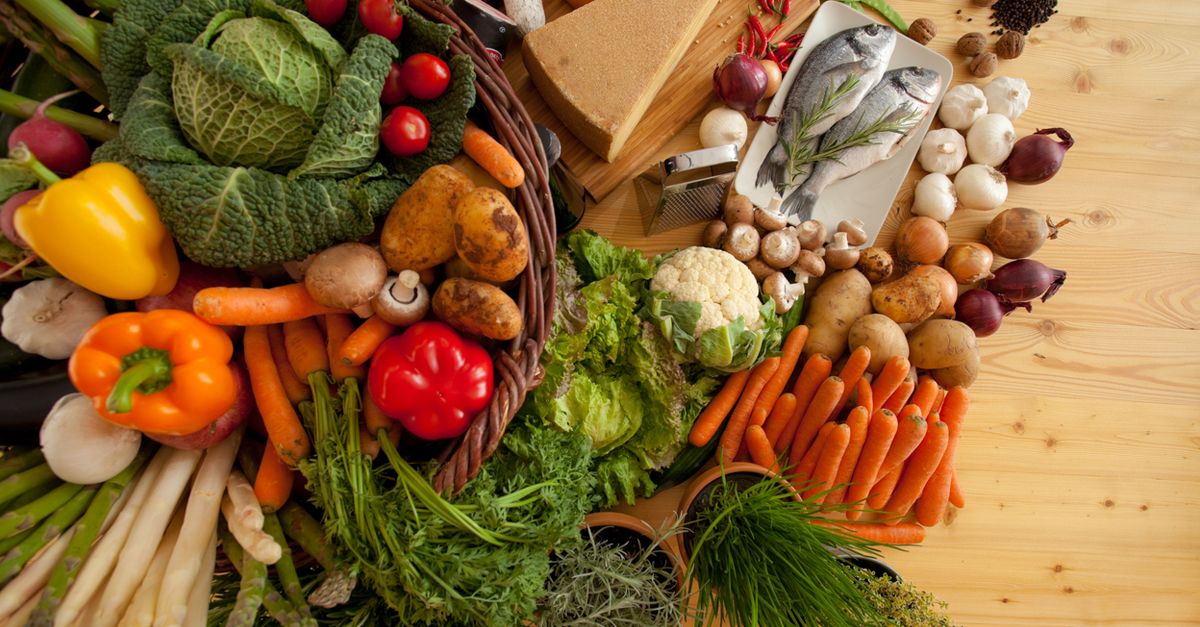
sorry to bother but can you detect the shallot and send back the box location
[985,259,1067,302]
[955,288,1030,337]
[1001,128,1074,184]
[984,207,1070,259]
[713,53,774,123]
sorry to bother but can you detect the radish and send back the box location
[1,189,39,249]
[7,90,92,177]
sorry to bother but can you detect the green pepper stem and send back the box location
[106,355,173,414]
[7,143,61,186]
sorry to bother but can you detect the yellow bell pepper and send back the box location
[13,155,179,300]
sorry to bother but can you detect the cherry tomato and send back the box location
[358,0,403,39]
[305,0,347,25]
[399,53,451,101]
[381,62,408,105]
[380,106,429,157]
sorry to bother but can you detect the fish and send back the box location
[780,66,942,222]
[755,23,897,191]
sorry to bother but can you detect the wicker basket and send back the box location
[406,0,557,496]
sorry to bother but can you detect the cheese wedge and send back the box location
[522,0,720,162]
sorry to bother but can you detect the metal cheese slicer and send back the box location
[635,144,740,237]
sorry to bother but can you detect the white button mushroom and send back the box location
[763,272,805,314]
[372,270,431,326]
[723,223,761,262]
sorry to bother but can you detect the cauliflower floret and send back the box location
[650,247,763,336]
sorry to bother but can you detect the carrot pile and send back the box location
[687,328,972,539]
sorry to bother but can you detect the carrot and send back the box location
[244,325,311,468]
[776,354,833,454]
[283,317,329,382]
[462,119,524,188]
[877,413,928,480]
[362,385,395,438]
[338,315,397,367]
[826,406,870,505]
[814,520,926,545]
[745,425,776,470]
[803,423,850,503]
[792,422,835,489]
[871,356,911,413]
[830,345,871,418]
[917,387,969,526]
[786,376,844,465]
[193,284,349,326]
[752,325,809,418]
[931,385,948,415]
[846,409,898,520]
[949,468,965,508]
[866,466,902,511]
[718,357,780,464]
[254,438,295,513]
[690,369,752,447]
[266,323,310,404]
[760,393,797,450]
[736,406,771,460]
[883,420,949,524]
[898,404,922,422]
[881,378,916,414]
[325,313,367,383]
[854,377,873,413]
[359,424,381,460]
[909,376,940,417]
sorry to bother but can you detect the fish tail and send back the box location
[781,187,819,222]
[756,142,788,190]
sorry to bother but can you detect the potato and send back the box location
[871,274,942,324]
[432,277,522,340]
[907,319,976,370]
[847,314,910,375]
[381,165,475,272]
[931,341,980,388]
[856,247,894,283]
[454,188,529,282]
[802,269,873,363]
[444,256,518,290]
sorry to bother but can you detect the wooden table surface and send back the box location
[568,1,1200,624]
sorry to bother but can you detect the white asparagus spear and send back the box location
[180,530,216,627]
[92,447,202,627]
[0,590,38,627]
[219,495,281,565]
[55,447,171,627]
[224,470,263,532]
[154,429,243,627]
[116,508,184,627]
[0,525,78,621]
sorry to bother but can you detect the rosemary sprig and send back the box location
[807,105,924,166]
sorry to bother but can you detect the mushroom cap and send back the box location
[305,243,389,309]
[762,271,801,313]
[796,220,828,250]
[838,219,869,247]
[723,223,760,262]
[703,220,728,249]
[760,230,801,268]
[723,194,755,225]
[824,233,861,270]
[743,256,776,283]
[372,272,431,326]
[755,208,789,232]
[791,249,826,279]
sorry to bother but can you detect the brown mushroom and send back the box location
[763,272,805,314]
[743,257,775,283]
[837,218,869,247]
[823,232,861,270]
[702,220,728,249]
[723,223,760,262]
[371,270,431,326]
[795,220,828,250]
[723,194,755,225]
[304,243,389,310]
[790,249,826,285]
[755,207,788,232]
[760,229,801,269]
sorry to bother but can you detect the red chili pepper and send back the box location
[779,59,789,72]
[758,0,774,15]
[766,49,779,63]
[736,33,746,54]
[367,321,493,441]
[786,32,803,45]
[745,26,757,59]
[782,0,792,19]
[766,23,784,40]
[749,15,769,57]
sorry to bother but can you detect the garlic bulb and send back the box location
[912,173,957,222]
[954,164,1008,211]
[699,107,749,150]
[41,394,142,484]
[966,113,1016,167]
[937,84,988,131]
[982,76,1030,121]
[918,128,967,175]
[1,278,107,359]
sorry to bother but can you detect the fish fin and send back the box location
[756,142,788,190]
[781,187,819,223]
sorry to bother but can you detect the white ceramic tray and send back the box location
[733,1,952,246]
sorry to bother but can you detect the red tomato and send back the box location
[399,53,451,101]
[381,62,408,105]
[305,0,347,25]
[380,106,430,157]
[358,0,403,39]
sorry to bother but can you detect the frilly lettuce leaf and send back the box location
[640,289,701,356]
[594,449,656,508]
[566,229,656,286]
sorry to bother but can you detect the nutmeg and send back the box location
[957,32,986,56]
[908,18,937,46]
[997,31,1025,59]
[972,0,997,7]
[969,51,998,78]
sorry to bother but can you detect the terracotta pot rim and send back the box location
[676,462,802,562]
[580,512,688,590]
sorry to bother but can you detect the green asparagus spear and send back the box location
[218,523,267,627]
[1,475,62,514]
[0,483,96,585]
[27,448,151,627]
[0,527,35,556]
[261,513,309,615]
[0,448,43,482]
[9,0,103,69]
[0,1,109,104]
[0,464,56,505]
[0,481,85,539]
[276,502,335,572]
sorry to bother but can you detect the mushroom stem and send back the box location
[391,270,422,304]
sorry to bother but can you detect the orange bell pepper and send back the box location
[68,310,236,436]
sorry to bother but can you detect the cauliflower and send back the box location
[650,247,763,335]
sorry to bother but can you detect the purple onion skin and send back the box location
[984,259,1067,303]
[713,53,775,123]
[1001,128,1073,185]
[956,289,1031,337]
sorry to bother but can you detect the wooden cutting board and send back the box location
[502,0,819,202]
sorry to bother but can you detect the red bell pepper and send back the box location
[367,321,493,441]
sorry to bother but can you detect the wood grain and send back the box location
[588,1,1200,626]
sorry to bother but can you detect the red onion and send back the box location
[984,259,1067,302]
[1000,128,1073,185]
[955,289,1031,337]
[713,53,775,123]
[1,189,39,249]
